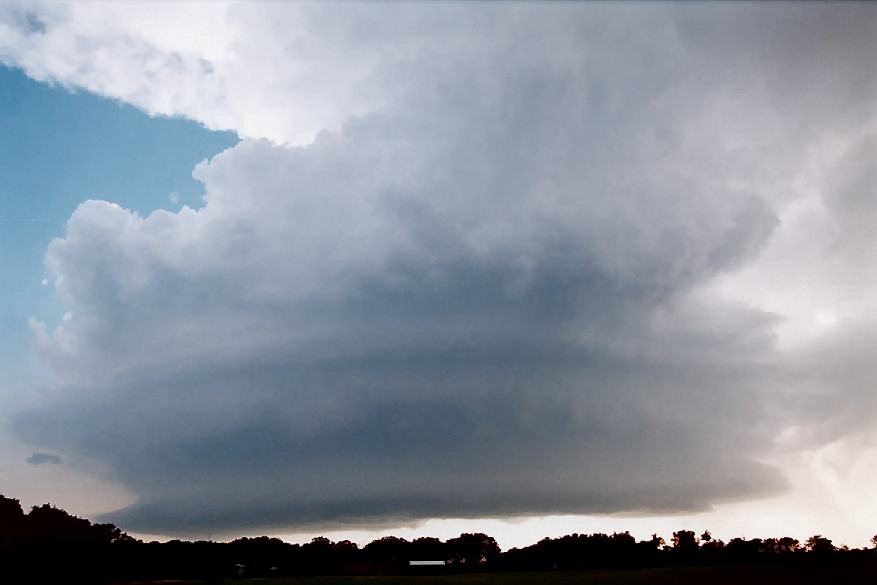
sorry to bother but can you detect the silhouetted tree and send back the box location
[699,536,725,561]
[764,537,799,554]
[364,535,409,573]
[672,530,698,554]
[446,533,500,567]
[805,535,836,554]
[410,536,446,560]
[3,492,876,581]
[647,533,666,549]
[726,537,757,560]
[0,495,24,548]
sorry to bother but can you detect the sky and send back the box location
[0,1,876,549]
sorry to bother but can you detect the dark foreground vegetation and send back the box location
[2,495,877,584]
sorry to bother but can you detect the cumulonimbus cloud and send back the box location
[9,3,877,534]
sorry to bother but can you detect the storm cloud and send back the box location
[8,3,877,534]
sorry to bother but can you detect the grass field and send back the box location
[139,560,877,585]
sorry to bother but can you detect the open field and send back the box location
[135,561,877,585]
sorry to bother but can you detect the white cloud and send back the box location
[0,1,451,144]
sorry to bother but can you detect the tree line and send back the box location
[1,494,875,583]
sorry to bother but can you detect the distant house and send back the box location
[408,560,446,574]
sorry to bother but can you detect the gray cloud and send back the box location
[14,3,877,535]
[26,451,62,465]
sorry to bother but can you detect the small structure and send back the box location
[408,560,447,575]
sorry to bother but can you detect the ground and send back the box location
[128,560,877,585]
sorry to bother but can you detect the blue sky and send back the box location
[0,65,237,391]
